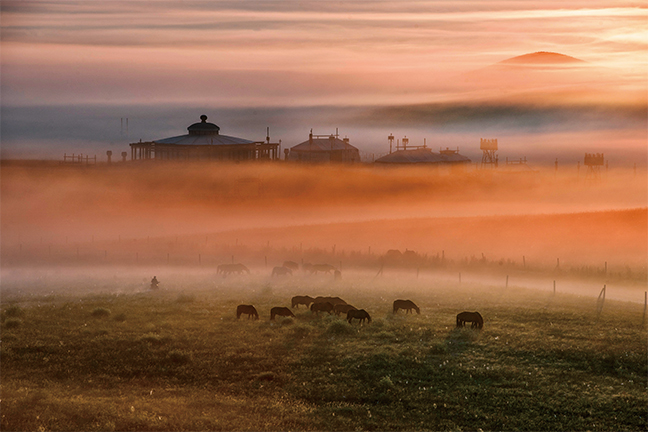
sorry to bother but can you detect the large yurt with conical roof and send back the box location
[129,115,280,161]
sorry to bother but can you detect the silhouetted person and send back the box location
[150,276,159,290]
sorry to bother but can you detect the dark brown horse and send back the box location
[456,311,483,329]
[291,295,314,308]
[334,304,357,316]
[271,266,292,276]
[310,301,334,315]
[312,296,347,306]
[236,304,259,320]
[282,261,299,271]
[393,299,420,314]
[270,306,296,320]
[310,264,336,274]
[218,263,250,276]
[347,309,371,324]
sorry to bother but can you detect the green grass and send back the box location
[1,274,646,431]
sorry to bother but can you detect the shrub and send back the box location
[138,333,168,346]
[91,307,111,318]
[255,372,275,381]
[113,313,127,322]
[3,306,25,319]
[291,324,310,339]
[280,317,294,325]
[176,293,195,303]
[327,320,355,336]
[428,343,448,355]
[168,350,192,364]
[378,376,395,390]
[4,318,23,329]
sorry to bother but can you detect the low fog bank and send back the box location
[2,162,645,283]
[2,161,646,245]
[1,266,644,307]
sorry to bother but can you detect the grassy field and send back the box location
[1,271,646,431]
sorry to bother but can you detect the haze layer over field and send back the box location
[2,162,646,271]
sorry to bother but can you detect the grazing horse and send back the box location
[347,309,371,324]
[292,295,314,308]
[218,263,250,276]
[310,302,334,315]
[236,304,259,320]
[283,261,299,271]
[334,304,356,316]
[270,306,296,320]
[456,311,483,329]
[393,299,420,314]
[271,266,292,277]
[310,264,336,274]
[313,296,347,306]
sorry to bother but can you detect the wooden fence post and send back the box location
[596,285,606,318]
[553,280,556,295]
[642,291,647,328]
[506,275,509,288]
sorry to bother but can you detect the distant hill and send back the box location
[499,52,586,65]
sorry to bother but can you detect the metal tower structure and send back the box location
[584,153,604,181]
[480,138,498,168]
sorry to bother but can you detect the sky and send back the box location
[1,1,647,163]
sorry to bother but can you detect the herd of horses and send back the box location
[237,296,483,329]
[218,260,341,279]
[220,261,483,328]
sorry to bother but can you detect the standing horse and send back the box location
[292,295,314,308]
[334,304,357,316]
[218,263,250,276]
[456,311,483,329]
[283,261,299,271]
[312,296,347,306]
[236,304,259,320]
[310,264,336,274]
[393,299,420,314]
[310,302,334,315]
[347,309,371,324]
[270,307,296,320]
[271,266,292,277]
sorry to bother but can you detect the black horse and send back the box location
[393,299,420,314]
[291,295,314,308]
[310,301,334,315]
[236,304,259,320]
[270,306,296,320]
[456,311,483,329]
[347,309,371,324]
